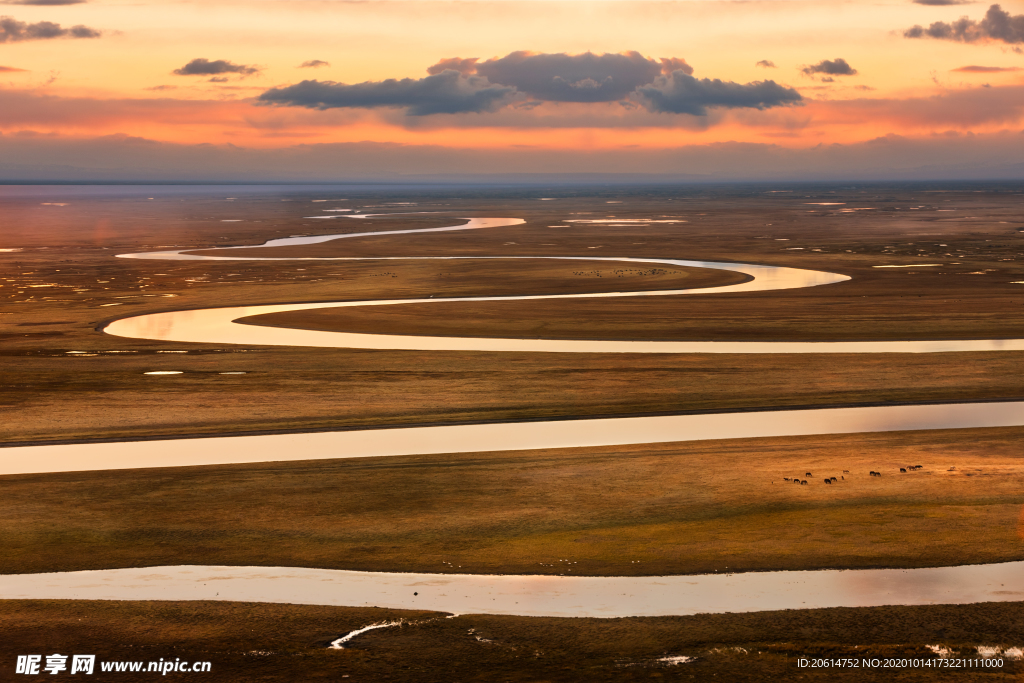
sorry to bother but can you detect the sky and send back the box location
[1,0,1024,181]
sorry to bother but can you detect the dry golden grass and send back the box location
[4,190,1024,682]
[3,427,1023,576]
[3,191,1023,444]
[4,347,1024,444]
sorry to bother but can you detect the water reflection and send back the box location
[117,217,526,261]
[109,216,1024,353]
[48,215,1008,476]
[2,562,1022,618]
[2,401,1021,475]
[103,264,1024,353]
[104,254,861,353]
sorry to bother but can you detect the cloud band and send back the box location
[905,4,1024,44]
[259,51,802,117]
[0,15,100,42]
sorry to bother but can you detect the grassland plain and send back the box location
[3,428,1023,576]
[2,185,1024,681]
[2,187,1024,443]
[2,600,1022,681]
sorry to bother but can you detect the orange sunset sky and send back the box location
[1,0,1023,181]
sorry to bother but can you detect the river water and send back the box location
[4,212,1021,618]
[2,401,1022,475]
[106,217,1023,353]
[2,562,1021,618]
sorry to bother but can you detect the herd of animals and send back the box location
[781,466,925,485]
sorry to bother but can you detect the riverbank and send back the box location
[2,599,1021,681]
[3,427,1023,577]
[3,189,1024,444]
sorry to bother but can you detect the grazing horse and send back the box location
[900,468,907,473]
[824,479,831,484]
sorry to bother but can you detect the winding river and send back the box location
[108,216,1024,354]
[4,213,1023,617]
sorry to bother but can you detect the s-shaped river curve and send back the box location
[108,215,1024,354]
[3,214,1024,618]
[2,214,1023,476]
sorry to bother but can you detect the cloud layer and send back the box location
[953,65,1021,72]
[6,131,1024,183]
[260,51,801,117]
[802,58,858,76]
[0,15,100,42]
[172,58,260,77]
[259,70,517,115]
[473,51,664,102]
[0,0,87,5]
[426,57,479,76]
[635,72,802,115]
[905,4,1024,44]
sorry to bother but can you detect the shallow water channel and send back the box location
[5,214,1021,618]
[2,401,1023,475]
[4,215,1022,475]
[107,216,1023,353]
[2,562,1022,618]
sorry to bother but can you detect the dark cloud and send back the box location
[904,4,1024,43]
[299,60,329,69]
[801,58,858,76]
[0,15,100,42]
[0,64,27,72]
[474,51,664,102]
[172,58,260,77]
[912,0,972,5]
[260,52,796,118]
[658,57,694,75]
[0,0,87,5]
[634,71,802,116]
[953,64,1021,71]
[756,60,777,68]
[144,85,177,91]
[258,70,517,115]
[426,57,479,76]
[383,99,725,132]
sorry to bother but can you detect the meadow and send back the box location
[2,184,1023,679]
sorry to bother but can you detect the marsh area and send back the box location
[2,182,1024,680]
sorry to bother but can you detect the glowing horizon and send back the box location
[2,0,1023,180]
